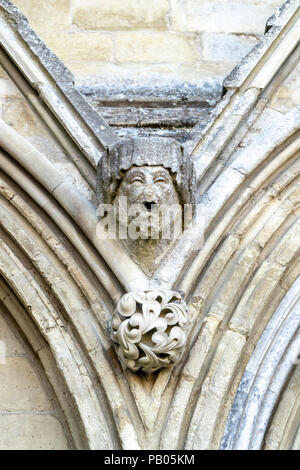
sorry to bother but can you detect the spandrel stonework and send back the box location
[0,0,299,451]
[97,137,196,274]
[96,137,195,371]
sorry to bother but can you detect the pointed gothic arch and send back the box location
[0,0,298,450]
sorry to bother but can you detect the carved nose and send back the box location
[143,201,156,212]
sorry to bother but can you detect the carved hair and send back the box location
[97,137,196,207]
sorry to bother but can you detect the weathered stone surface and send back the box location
[0,65,8,79]
[186,329,246,450]
[0,414,69,449]
[8,0,286,105]
[115,32,199,63]
[97,137,196,205]
[170,0,283,34]
[41,32,114,62]
[73,0,169,31]
[0,357,51,411]
[264,365,300,450]
[0,315,25,355]
[202,33,258,62]
[3,98,45,136]
[0,0,118,157]
[12,0,71,33]
[72,63,229,103]
[0,79,20,97]
[97,136,196,274]
[0,0,299,452]
[270,60,300,113]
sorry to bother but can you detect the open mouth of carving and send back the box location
[143,201,156,212]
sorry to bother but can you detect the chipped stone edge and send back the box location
[0,0,119,157]
[224,0,299,89]
[221,275,300,450]
[185,0,299,159]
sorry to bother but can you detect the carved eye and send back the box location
[129,176,144,184]
[154,176,167,183]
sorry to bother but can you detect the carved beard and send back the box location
[113,196,182,241]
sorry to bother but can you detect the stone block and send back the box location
[170,0,282,35]
[0,414,69,449]
[276,231,300,266]
[69,61,231,85]
[12,0,71,33]
[190,329,246,449]
[202,33,258,63]
[73,0,169,31]
[270,61,300,114]
[3,98,45,137]
[115,32,199,63]
[0,357,51,411]
[42,32,113,62]
[0,314,26,355]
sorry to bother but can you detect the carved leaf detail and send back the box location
[111,290,188,373]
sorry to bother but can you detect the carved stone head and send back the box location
[97,137,196,240]
[97,137,195,206]
[115,164,180,209]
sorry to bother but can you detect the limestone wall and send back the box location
[0,63,95,204]
[0,301,70,449]
[12,0,284,90]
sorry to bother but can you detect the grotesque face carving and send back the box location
[114,165,181,240]
[97,136,196,243]
[118,165,179,207]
